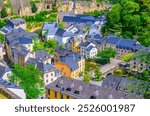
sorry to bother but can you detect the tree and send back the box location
[44,40,58,50]
[120,53,134,62]
[8,64,44,99]
[97,48,117,59]
[105,0,150,46]
[94,66,102,81]
[1,6,8,18]
[31,3,37,13]
[83,71,91,83]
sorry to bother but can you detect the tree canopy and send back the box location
[97,47,117,59]
[8,64,44,99]
[104,0,150,47]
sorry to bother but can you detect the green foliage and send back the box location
[97,47,117,59]
[0,33,5,43]
[94,66,102,81]
[1,6,8,18]
[33,39,58,55]
[58,21,64,29]
[85,60,98,72]
[83,71,91,83]
[120,53,134,62]
[31,2,37,13]
[114,69,123,77]
[105,0,150,46]
[8,64,44,99]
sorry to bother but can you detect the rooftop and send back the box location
[34,50,51,62]
[46,77,143,99]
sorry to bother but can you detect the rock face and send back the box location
[56,0,108,14]
[10,0,31,16]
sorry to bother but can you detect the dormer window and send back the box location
[90,95,97,99]
[74,90,80,94]
[66,88,72,92]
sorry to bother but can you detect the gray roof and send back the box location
[36,62,61,76]
[46,77,143,99]
[0,65,11,78]
[7,18,26,26]
[78,41,91,48]
[42,22,58,31]
[10,40,30,58]
[34,50,51,62]
[102,75,122,90]
[25,57,39,66]
[6,28,38,45]
[0,78,21,89]
[60,55,79,71]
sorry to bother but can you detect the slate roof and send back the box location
[15,37,33,44]
[7,18,26,27]
[78,41,91,48]
[42,22,58,31]
[0,65,11,79]
[5,28,38,45]
[60,55,79,71]
[25,57,39,66]
[34,50,51,62]
[46,76,143,99]
[56,48,83,71]
[101,75,122,90]
[0,78,21,89]
[106,35,142,51]
[36,62,61,75]
[10,40,30,58]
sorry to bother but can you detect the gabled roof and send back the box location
[106,35,139,50]
[102,75,121,90]
[15,37,33,44]
[46,76,143,99]
[34,50,51,62]
[7,18,26,26]
[42,22,58,31]
[25,57,39,66]
[0,78,21,89]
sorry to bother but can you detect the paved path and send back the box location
[100,58,121,76]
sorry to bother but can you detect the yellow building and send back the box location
[54,48,85,79]
[45,76,142,99]
[71,41,80,54]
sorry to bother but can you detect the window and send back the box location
[48,89,50,96]
[46,74,48,78]
[61,94,63,99]
[46,79,49,83]
[28,45,30,47]
[67,95,69,99]
[54,91,57,98]
[51,78,53,82]
[51,73,53,77]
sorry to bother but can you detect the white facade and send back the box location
[8,88,26,99]
[80,43,97,58]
